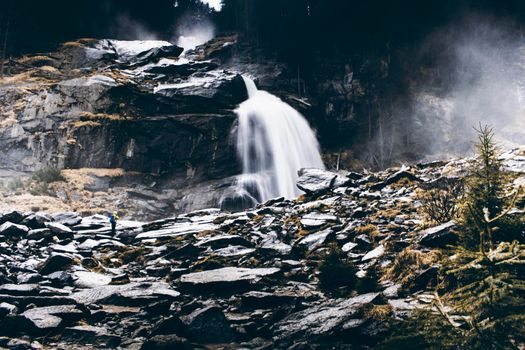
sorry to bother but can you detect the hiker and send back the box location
[109,211,119,235]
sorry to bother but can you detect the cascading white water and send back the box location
[234,76,325,204]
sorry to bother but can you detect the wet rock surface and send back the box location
[0,150,523,349]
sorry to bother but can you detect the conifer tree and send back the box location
[459,124,520,251]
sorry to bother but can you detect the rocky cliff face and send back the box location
[0,37,258,218]
[0,147,523,349]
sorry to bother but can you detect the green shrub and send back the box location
[29,182,54,196]
[7,177,24,191]
[31,167,65,183]
[418,182,463,224]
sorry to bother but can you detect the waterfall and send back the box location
[233,76,324,205]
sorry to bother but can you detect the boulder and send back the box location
[0,210,25,225]
[0,222,29,238]
[0,302,17,317]
[19,304,83,335]
[21,213,53,229]
[44,222,74,237]
[181,306,235,343]
[296,168,338,195]
[179,267,280,292]
[418,221,457,247]
[273,293,379,343]
[194,234,254,249]
[26,228,53,241]
[0,284,39,296]
[63,325,121,348]
[52,212,82,226]
[39,253,74,275]
[370,169,422,191]
[294,229,333,252]
[71,282,180,305]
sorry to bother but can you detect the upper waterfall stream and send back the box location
[232,76,325,206]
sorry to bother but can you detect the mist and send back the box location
[110,14,159,41]
[173,16,215,52]
[408,15,525,160]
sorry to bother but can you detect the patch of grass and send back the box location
[119,246,149,264]
[355,224,381,242]
[381,248,442,288]
[318,243,357,294]
[375,208,402,220]
[365,304,393,322]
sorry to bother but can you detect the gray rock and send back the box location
[0,284,40,296]
[294,229,333,252]
[0,210,25,224]
[39,253,74,275]
[182,306,235,343]
[370,169,422,191]
[300,212,338,229]
[341,242,358,252]
[21,213,53,229]
[140,334,192,350]
[44,222,73,237]
[0,222,29,237]
[273,293,379,342]
[71,282,180,305]
[52,212,82,226]
[297,168,338,195]
[26,228,52,241]
[0,302,17,317]
[212,246,256,257]
[179,267,280,291]
[260,240,292,256]
[240,290,297,309]
[20,304,83,334]
[63,325,121,348]
[418,221,457,247]
[194,234,254,249]
[362,244,385,261]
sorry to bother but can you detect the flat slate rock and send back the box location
[0,284,39,296]
[295,229,333,252]
[179,267,280,291]
[418,221,457,247]
[52,212,82,226]
[296,168,338,195]
[273,292,379,343]
[20,304,83,333]
[71,282,180,305]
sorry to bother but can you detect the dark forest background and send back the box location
[2,0,525,58]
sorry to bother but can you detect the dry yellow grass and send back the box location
[365,304,393,322]
[0,193,70,213]
[0,71,34,84]
[0,112,17,128]
[17,55,55,65]
[355,224,379,241]
[39,66,60,73]
[77,111,125,121]
[72,120,101,128]
[381,248,442,287]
